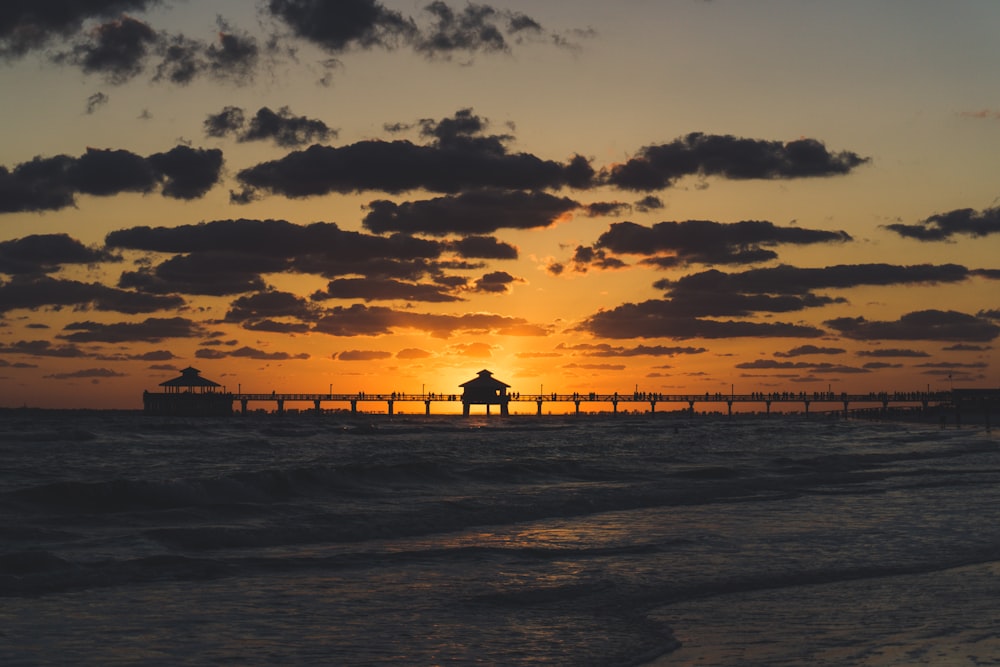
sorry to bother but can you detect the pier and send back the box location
[225,390,951,418]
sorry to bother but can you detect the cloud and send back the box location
[581,300,826,340]
[734,359,870,374]
[577,219,851,269]
[472,271,520,294]
[659,263,973,295]
[0,146,223,213]
[584,201,631,217]
[0,1,159,58]
[885,207,1000,241]
[0,234,119,275]
[825,310,1000,342]
[57,316,206,343]
[363,189,579,235]
[563,363,626,371]
[774,345,846,357]
[107,218,453,296]
[336,349,393,361]
[854,348,931,358]
[44,368,127,379]
[0,276,184,314]
[312,303,548,338]
[451,341,494,358]
[397,348,432,359]
[86,91,109,114]
[448,235,518,260]
[312,278,463,302]
[205,106,335,147]
[556,343,707,357]
[0,340,87,358]
[237,109,594,198]
[605,133,869,191]
[224,290,319,329]
[57,15,158,83]
[197,345,310,361]
[265,0,550,59]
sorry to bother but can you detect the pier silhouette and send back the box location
[143,367,988,420]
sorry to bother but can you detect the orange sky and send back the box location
[1,1,998,409]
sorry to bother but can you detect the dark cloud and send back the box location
[224,290,317,326]
[0,276,184,314]
[57,15,158,83]
[266,0,548,59]
[336,349,392,361]
[734,359,870,374]
[96,349,176,362]
[581,300,826,340]
[579,219,851,269]
[0,146,222,213]
[312,304,547,338]
[86,91,109,114]
[57,316,205,343]
[885,207,1000,241]
[606,133,869,191]
[585,201,631,217]
[266,0,416,52]
[196,345,309,361]
[312,278,462,303]
[942,343,991,352]
[205,106,335,147]
[0,340,87,358]
[363,189,579,235]
[774,345,846,357]
[634,195,664,212]
[472,271,519,294]
[107,219,451,295]
[237,109,594,198]
[0,234,118,275]
[659,263,972,295]
[0,1,158,58]
[448,235,518,260]
[44,368,127,379]
[557,343,707,357]
[855,348,931,358]
[825,310,1000,342]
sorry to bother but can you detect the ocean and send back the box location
[1,411,998,666]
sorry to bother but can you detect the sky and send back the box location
[1,0,999,410]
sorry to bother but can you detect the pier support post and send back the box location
[350,400,357,414]
[882,400,889,419]
[536,400,543,416]
[612,400,618,414]
[765,400,771,417]
[843,401,849,420]
[425,400,431,415]
[688,400,695,416]
[649,400,656,414]
[314,399,321,413]
[803,400,809,417]
[240,399,248,414]
[387,400,394,416]
[574,400,581,415]
[727,401,733,417]
[276,399,284,415]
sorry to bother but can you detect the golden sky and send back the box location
[1,0,998,409]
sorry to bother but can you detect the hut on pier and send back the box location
[460,369,510,416]
[143,367,232,416]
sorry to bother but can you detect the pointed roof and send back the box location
[160,366,221,388]
[460,369,510,388]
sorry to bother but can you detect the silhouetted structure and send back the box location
[460,369,510,416]
[144,367,232,416]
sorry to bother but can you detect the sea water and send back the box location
[1,411,998,666]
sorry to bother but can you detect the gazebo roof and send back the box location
[160,366,221,388]
[460,369,510,389]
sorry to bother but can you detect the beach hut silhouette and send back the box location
[159,366,221,394]
[460,369,510,416]
[144,367,231,416]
